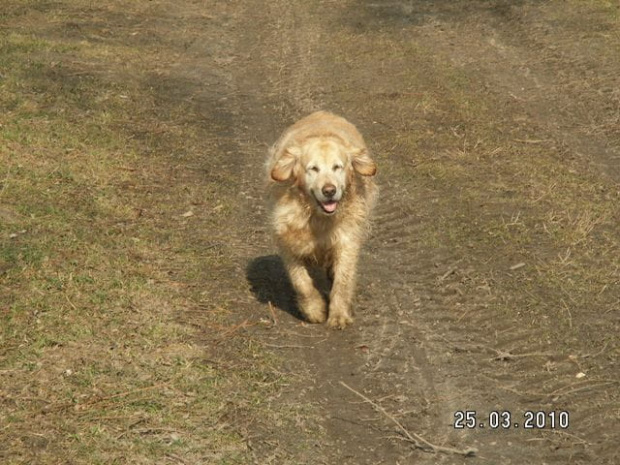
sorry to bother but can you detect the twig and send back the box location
[550,429,590,446]
[549,381,618,401]
[259,342,316,349]
[437,260,464,283]
[489,349,555,362]
[439,267,457,282]
[281,330,327,338]
[45,380,175,413]
[514,138,548,144]
[339,381,477,457]
[214,319,253,345]
[582,342,609,359]
[448,341,555,362]
[0,159,13,200]
[65,293,78,311]
[268,301,278,326]
[560,299,573,329]
[495,378,619,402]
[165,453,189,464]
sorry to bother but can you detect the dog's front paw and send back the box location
[326,313,353,330]
[300,298,327,324]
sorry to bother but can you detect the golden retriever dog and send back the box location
[266,111,378,329]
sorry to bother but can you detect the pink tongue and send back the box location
[322,201,338,213]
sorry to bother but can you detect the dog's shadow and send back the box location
[246,255,331,321]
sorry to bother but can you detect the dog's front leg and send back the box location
[326,245,359,329]
[283,255,327,323]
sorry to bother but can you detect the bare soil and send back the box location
[2,1,619,464]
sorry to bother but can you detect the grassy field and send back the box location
[0,3,272,463]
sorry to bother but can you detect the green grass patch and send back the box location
[0,3,286,464]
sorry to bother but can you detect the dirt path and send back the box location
[183,1,620,463]
[196,1,619,463]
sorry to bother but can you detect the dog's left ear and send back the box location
[271,145,302,182]
[351,147,377,176]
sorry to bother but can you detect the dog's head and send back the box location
[271,137,376,216]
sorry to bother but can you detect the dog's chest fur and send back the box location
[272,195,347,264]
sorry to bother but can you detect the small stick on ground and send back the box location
[340,381,477,457]
[259,342,316,349]
[550,429,590,446]
[437,260,463,282]
[214,319,253,345]
[582,342,609,359]
[489,348,555,362]
[549,380,618,400]
[441,339,556,362]
[47,378,179,413]
[268,301,278,326]
[439,267,458,282]
[461,343,554,362]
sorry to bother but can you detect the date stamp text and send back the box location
[453,410,569,430]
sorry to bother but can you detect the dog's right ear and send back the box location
[271,145,302,182]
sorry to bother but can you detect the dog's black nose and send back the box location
[322,184,337,198]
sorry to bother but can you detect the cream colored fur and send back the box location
[266,111,378,329]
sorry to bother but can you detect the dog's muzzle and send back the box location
[315,183,340,214]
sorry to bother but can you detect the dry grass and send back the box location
[0,2,290,463]
[337,3,620,350]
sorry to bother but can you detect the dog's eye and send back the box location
[309,166,320,173]
[333,164,343,171]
